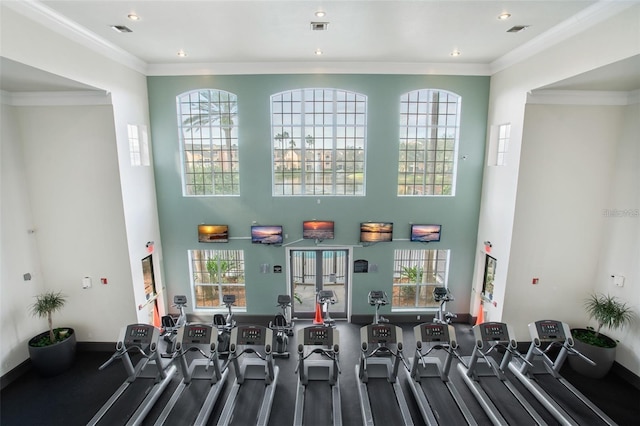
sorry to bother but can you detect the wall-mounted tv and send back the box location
[198,224,229,243]
[410,224,442,242]
[251,225,284,245]
[303,220,335,240]
[360,222,393,243]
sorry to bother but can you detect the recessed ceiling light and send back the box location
[315,49,323,56]
[177,50,187,57]
[315,11,326,18]
[450,50,461,57]
[127,13,140,21]
[498,13,511,20]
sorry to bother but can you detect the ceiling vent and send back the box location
[110,25,133,33]
[311,22,329,31]
[507,25,530,33]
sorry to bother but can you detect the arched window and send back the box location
[177,89,239,196]
[271,88,367,196]
[398,89,461,196]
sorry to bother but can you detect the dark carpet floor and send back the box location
[2,321,638,425]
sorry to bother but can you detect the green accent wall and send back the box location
[147,74,489,316]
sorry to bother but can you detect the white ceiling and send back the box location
[1,0,639,93]
[35,0,597,65]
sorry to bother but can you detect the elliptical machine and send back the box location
[433,286,457,324]
[368,290,390,324]
[269,294,294,358]
[161,295,188,355]
[213,294,236,356]
[317,290,337,327]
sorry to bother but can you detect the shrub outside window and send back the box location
[189,249,246,309]
[392,249,450,309]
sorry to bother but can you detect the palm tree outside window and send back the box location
[177,89,239,196]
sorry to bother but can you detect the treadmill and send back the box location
[456,322,550,426]
[355,323,414,426]
[508,319,617,426]
[153,324,229,426]
[293,325,342,426]
[217,324,279,426]
[88,324,177,426]
[406,323,478,425]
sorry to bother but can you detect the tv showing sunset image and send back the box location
[251,225,283,245]
[303,221,335,240]
[198,224,229,242]
[360,222,393,242]
[410,224,441,242]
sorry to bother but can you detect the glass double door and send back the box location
[288,249,349,319]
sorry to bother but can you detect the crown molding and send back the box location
[491,1,638,74]
[146,61,492,76]
[526,89,639,106]
[3,0,147,75]
[1,90,112,106]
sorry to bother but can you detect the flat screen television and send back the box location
[410,224,442,242]
[251,225,284,245]
[198,224,229,243]
[303,220,335,240]
[360,222,393,243]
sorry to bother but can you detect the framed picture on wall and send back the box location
[482,254,496,301]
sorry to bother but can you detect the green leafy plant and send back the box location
[574,293,633,348]
[30,291,67,346]
[206,256,237,282]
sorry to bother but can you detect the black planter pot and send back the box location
[28,328,77,377]
[569,328,616,379]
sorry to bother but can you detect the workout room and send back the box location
[1,1,639,425]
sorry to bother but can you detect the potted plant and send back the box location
[28,291,76,376]
[569,293,633,378]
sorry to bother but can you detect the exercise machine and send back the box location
[217,324,279,426]
[161,295,188,356]
[214,294,237,356]
[432,287,456,324]
[293,325,342,426]
[270,294,295,336]
[317,290,337,327]
[88,324,177,426]
[508,319,617,426]
[406,323,477,425]
[355,323,414,426]
[457,322,551,426]
[269,294,294,358]
[153,324,229,426]
[368,290,389,324]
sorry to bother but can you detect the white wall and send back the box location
[475,4,640,375]
[593,102,640,374]
[0,5,165,375]
[0,104,47,373]
[505,103,624,326]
